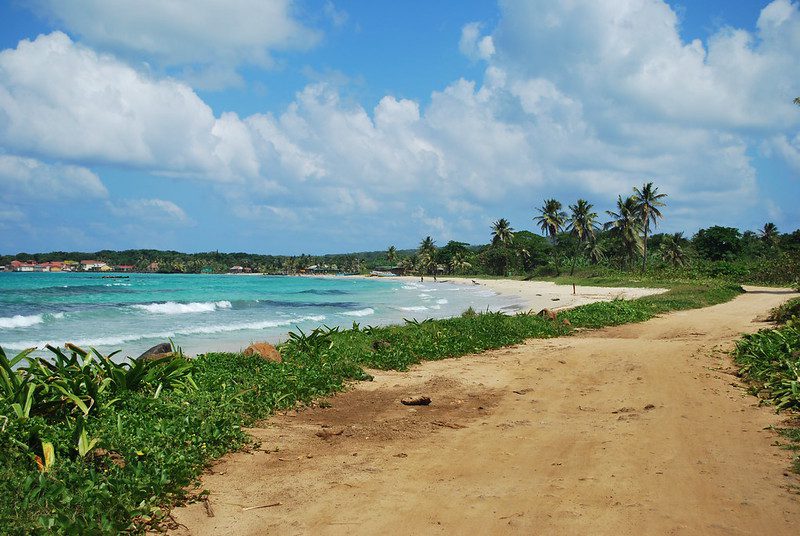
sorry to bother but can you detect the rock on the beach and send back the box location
[401,395,431,406]
[537,308,557,321]
[372,339,391,350]
[137,342,173,361]
[243,342,282,363]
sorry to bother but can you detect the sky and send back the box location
[0,0,798,255]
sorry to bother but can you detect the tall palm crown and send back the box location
[534,199,566,244]
[606,195,643,265]
[387,245,397,264]
[491,218,514,246]
[660,232,687,267]
[567,199,599,243]
[632,182,667,271]
[418,236,436,256]
[759,222,778,245]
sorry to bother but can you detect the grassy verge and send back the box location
[732,308,800,473]
[0,280,742,533]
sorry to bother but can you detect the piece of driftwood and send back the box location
[242,502,282,511]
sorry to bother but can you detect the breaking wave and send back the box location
[0,314,327,350]
[0,312,65,329]
[131,301,232,314]
[341,308,375,317]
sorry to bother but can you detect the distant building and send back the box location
[62,260,79,272]
[229,265,244,273]
[146,262,160,273]
[114,265,135,272]
[10,260,35,272]
[80,260,108,271]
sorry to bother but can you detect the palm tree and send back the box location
[449,252,472,274]
[419,236,436,256]
[566,199,599,275]
[795,97,800,106]
[387,245,397,264]
[605,195,643,268]
[660,232,687,267]
[491,218,514,247]
[632,182,667,271]
[759,222,779,247]
[585,238,606,264]
[398,257,415,275]
[416,252,434,279]
[534,199,566,245]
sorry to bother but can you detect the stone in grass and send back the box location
[137,342,173,362]
[243,342,282,363]
[401,395,432,406]
[537,308,558,321]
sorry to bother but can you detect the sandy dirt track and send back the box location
[170,287,800,535]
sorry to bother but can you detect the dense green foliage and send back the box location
[732,299,800,472]
[767,298,800,324]
[733,320,800,411]
[0,279,742,533]
[4,222,798,285]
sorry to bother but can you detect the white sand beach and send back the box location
[388,275,667,313]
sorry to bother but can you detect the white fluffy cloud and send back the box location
[31,0,319,88]
[0,155,107,200]
[108,198,191,225]
[0,32,258,181]
[1,0,799,251]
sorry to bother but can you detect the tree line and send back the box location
[391,181,799,285]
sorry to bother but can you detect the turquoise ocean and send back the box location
[0,273,519,358]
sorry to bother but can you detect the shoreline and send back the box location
[338,274,667,314]
[0,273,666,358]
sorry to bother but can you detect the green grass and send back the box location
[0,279,744,533]
[732,315,800,473]
[768,297,800,324]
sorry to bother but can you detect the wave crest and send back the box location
[0,314,43,329]
[342,308,375,317]
[132,301,232,314]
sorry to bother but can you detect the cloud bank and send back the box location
[1,0,798,252]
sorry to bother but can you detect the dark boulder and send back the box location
[137,342,172,361]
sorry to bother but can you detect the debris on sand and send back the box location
[401,395,431,406]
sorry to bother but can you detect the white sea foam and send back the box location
[132,301,232,314]
[0,314,329,350]
[399,306,428,311]
[0,314,44,329]
[436,298,448,304]
[342,308,375,317]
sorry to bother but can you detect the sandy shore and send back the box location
[170,287,800,535]
[389,275,667,313]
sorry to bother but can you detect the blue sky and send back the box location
[0,0,798,255]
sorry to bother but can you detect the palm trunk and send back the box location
[642,219,649,272]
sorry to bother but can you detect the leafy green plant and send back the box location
[733,319,800,410]
[768,298,800,324]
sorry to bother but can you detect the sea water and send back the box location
[0,273,520,358]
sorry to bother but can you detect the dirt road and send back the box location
[171,287,800,535]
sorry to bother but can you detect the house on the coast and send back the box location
[115,265,135,272]
[228,265,244,273]
[62,260,79,271]
[80,260,107,271]
[146,262,159,273]
[10,260,35,272]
